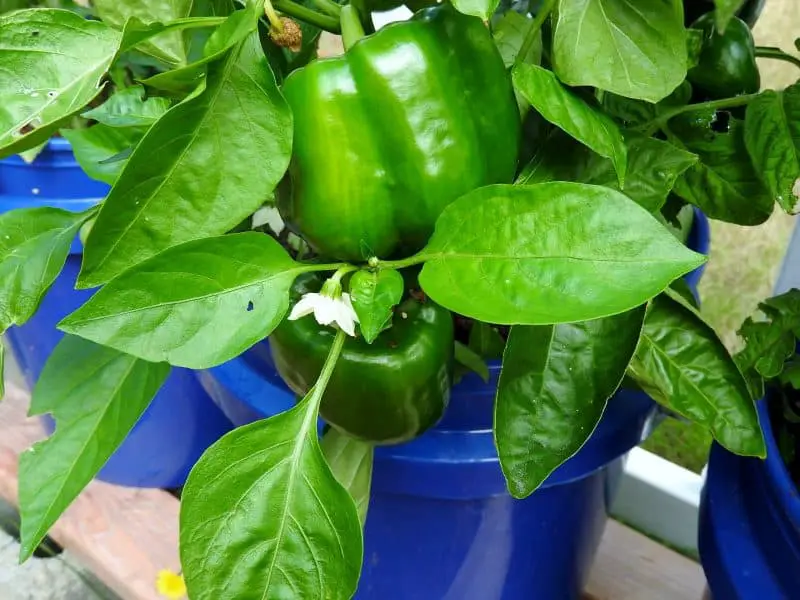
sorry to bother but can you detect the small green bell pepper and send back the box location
[279,5,521,262]
[270,275,454,445]
[688,13,760,100]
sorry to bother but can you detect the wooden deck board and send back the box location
[0,383,706,600]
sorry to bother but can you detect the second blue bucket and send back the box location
[1,138,233,488]
[198,210,710,598]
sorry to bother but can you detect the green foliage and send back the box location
[1,1,794,596]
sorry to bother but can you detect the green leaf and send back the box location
[82,85,170,128]
[735,290,800,398]
[60,233,316,370]
[714,0,746,32]
[0,9,121,157]
[141,6,260,94]
[468,322,506,360]
[321,428,374,526]
[180,335,363,600]
[61,125,142,185]
[0,207,90,331]
[628,291,766,457]
[552,0,687,103]
[513,63,627,186]
[417,183,705,325]
[454,341,490,383]
[496,306,645,498]
[518,131,696,212]
[78,33,292,288]
[18,335,169,560]
[744,85,800,214]
[493,11,540,68]
[349,269,404,344]
[451,0,500,20]
[672,112,773,225]
[93,0,193,66]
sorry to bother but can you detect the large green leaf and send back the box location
[417,183,705,325]
[60,233,321,369]
[349,269,404,344]
[744,85,800,215]
[321,428,374,526]
[628,291,766,457]
[0,10,228,158]
[78,33,292,288]
[493,11,541,68]
[180,333,362,600]
[0,207,90,331]
[93,0,193,66]
[496,306,645,498]
[141,6,260,94]
[513,63,627,186]
[18,335,170,561]
[517,131,696,212]
[0,9,121,157]
[672,113,773,225]
[82,85,170,128]
[61,125,141,185]
[552,0,687,102]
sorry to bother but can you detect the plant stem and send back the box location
[368,253,427,270]
[311,0,342,18]
[637,92,761,136]
[340,4,366,49]
[755,46,800,70]
[306,329,347,414]
[330,264,359,283]
[272,0,342,33]
[515,0,555,67]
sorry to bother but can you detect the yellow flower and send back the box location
[156,570,187,599]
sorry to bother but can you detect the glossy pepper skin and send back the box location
[270,275,454,445]
[688,14,760,100]
[279,5,521,262]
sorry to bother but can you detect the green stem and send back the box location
[636,93,760,137]
[273,0,342,33]
[514,0,555,67]
[330,264,359,283]
[311,0,342,18]
[305,329,347,415]
[340,4,366,49]
[368,253,427,270]
[755,47,800,70]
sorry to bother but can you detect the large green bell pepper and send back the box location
[279,5,521,262]
[270,275,454,445]
[688,13,760,100]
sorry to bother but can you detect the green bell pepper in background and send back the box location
[270,275,454,445]
[279,5,521,262]
[688,13,760,100]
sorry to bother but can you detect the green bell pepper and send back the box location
[688,13,760,100]
[270,274,454,445]
[279,5,521,262]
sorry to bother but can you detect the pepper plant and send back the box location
[0,0,797,597]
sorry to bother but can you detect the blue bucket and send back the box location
[197,210,710,598]
[699,397,800,598]
[0,138,233,488]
